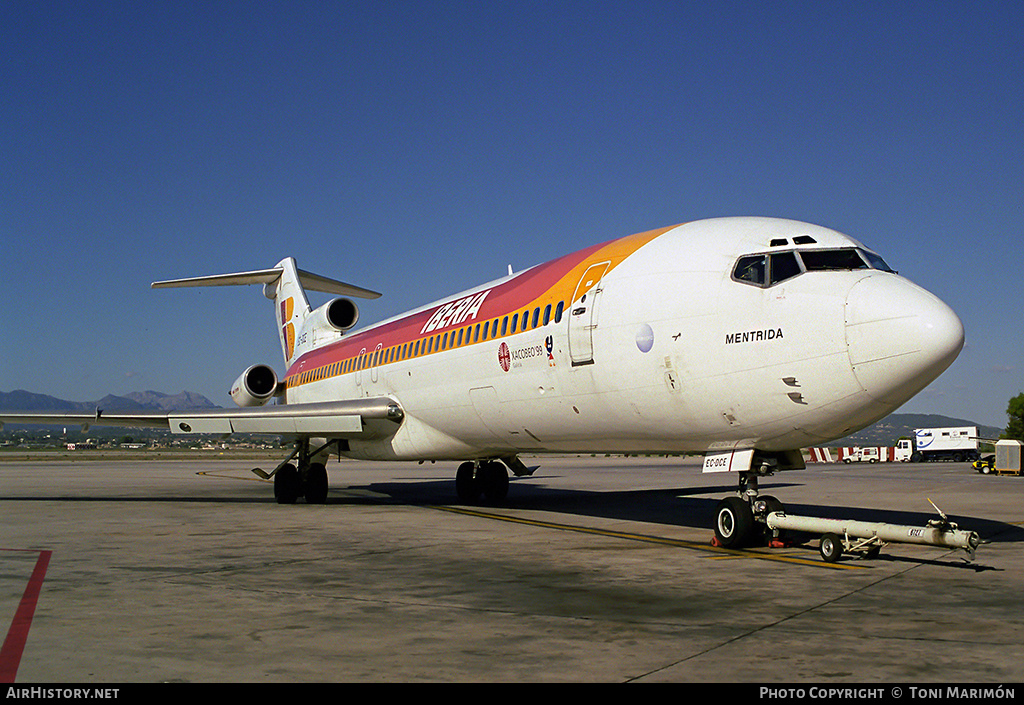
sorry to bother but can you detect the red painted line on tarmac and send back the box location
[0,549,52,683]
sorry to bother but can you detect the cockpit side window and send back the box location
[860,250,895,272]
[733,255,766,286]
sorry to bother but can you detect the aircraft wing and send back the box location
[0,398,404,437]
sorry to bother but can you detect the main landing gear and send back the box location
[453,455,538,503]
[456,460,510,503]
[251,438,335,505]
[712,466,785,549]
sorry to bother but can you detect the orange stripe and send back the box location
[285,224,678,384]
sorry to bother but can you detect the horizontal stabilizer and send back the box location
[152,266,381,300]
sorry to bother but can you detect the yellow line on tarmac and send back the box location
[435,505,863,570]
[196,470,268,483]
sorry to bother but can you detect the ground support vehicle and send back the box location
[973,455,995,474]
[994,440,1023,476]
[894,426,980,463]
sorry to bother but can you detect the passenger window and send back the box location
[501,316,508,336]
[554,301,565,323]
[769,252,801,284]
[733,255,767,285]
[511,313,519,333]
[543,304,552,326]
[532,308,540,328]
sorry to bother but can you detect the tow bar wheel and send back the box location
[820,532,843,563]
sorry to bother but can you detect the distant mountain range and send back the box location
[832,414,1003,447]
[0,389,219,414]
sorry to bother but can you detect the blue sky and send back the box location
[2,1,1021,428]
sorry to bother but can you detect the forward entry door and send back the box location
[568,261,610,366]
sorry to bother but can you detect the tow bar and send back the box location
[766,499,980,563]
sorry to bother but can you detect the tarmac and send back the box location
[1,454,1022,683]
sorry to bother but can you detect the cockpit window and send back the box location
[733,255,766,285]
[733,252,800,287]
[732,247,893,289]
[860,250,895,273]
[769,251,801,284]
[799,248,869,271]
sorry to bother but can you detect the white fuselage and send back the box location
[283,218,964,462]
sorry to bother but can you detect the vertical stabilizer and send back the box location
[269,258,312,366]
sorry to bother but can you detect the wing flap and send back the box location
[1,398,402,437]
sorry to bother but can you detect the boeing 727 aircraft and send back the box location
[0,217,965,548]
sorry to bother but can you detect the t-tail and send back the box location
[152,257,380,367]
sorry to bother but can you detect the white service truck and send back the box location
[842,447,882,463]
[894,426,980,463]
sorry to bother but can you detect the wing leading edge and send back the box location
[0,398,403,437]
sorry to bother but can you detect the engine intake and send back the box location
[230,364,279,407]
[314,298,359,332]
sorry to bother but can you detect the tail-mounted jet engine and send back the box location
[230,364,279,407]
[311,297,360,333]
[304,297,360,346]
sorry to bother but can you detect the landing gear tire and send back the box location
[275,463,300,505]
[305,462,328,504]
[714,497,754,548]
[820,533,843,563]
[456,462,480,503]
[480,461,509,502]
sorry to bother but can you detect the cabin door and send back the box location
[568,261,610,366]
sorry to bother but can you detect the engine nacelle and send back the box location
[230,364,279,407]
[311,297,360,332]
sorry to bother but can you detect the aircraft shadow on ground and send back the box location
[4,473,1018,548]
[357,475,1024,546]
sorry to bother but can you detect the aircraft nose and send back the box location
[845,275,964,406]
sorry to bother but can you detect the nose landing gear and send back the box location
[712,466,784,548]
